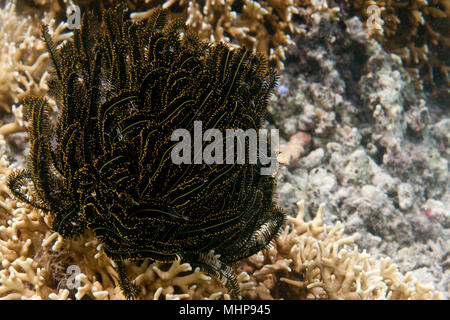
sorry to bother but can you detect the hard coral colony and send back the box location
[347,0,450,93]
[6,6,285,299]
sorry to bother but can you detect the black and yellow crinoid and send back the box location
[7,5,286,299]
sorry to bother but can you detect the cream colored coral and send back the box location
[239,200,443,300]
[46,231,255,300]
[0,3,70,114]
[0,169,54,299]
[132,0,340,69]
[0,3,72,140]
[347,0,450,91]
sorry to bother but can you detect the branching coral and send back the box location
[11,0,342,70]
[44,231,255,300]
[0,105,27,137]
[346,0,450,94]
[0,149,51,299]
[0,135,255,300]
[278,132,311,167]
[238,200,443,299]
[131,0,340,69]
[0,2,71,136]
[0,2,44,113]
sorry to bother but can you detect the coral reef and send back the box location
[131,0,340,69]
[10,0,449,97]
[134,0,450,95]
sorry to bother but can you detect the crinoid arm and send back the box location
[186,251,240,299]
[6,169,49,211]
[115,260,142,300]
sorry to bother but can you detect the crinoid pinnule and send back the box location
[7,5,285,299]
